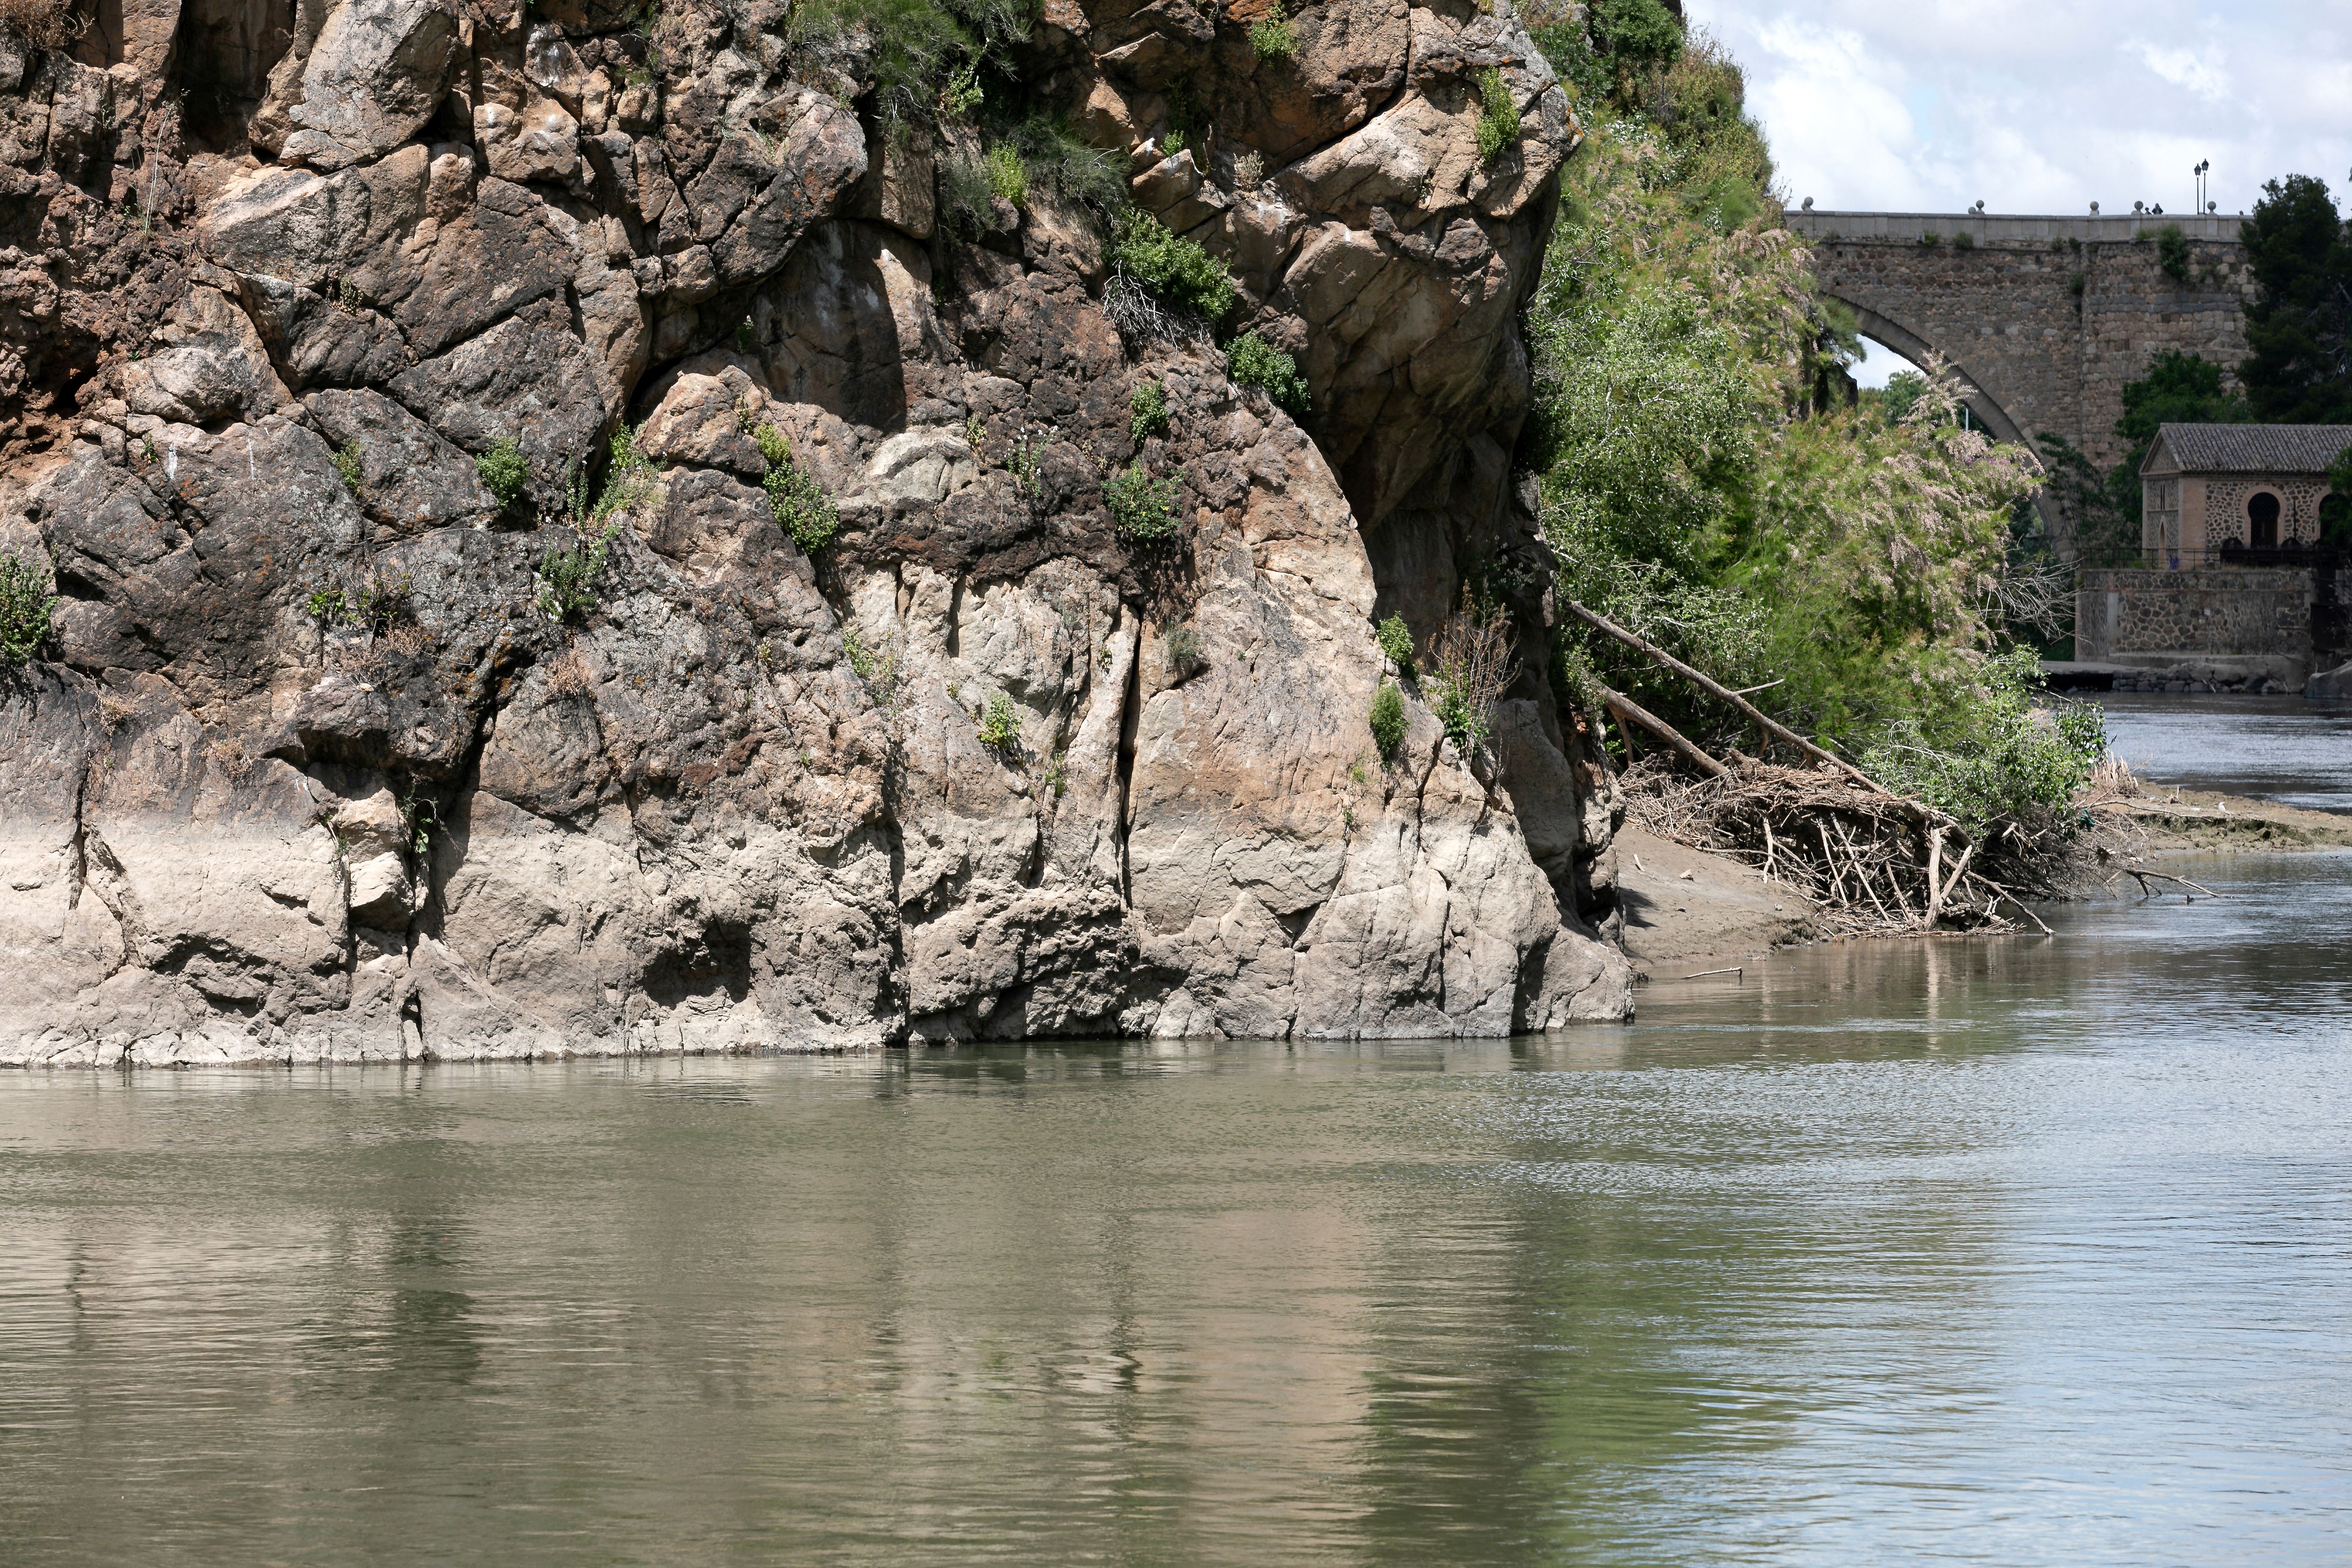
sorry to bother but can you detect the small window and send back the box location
[2249,491,2281,548]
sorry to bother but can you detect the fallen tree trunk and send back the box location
[1598,683,1728,779]
[1568,599,1896,787]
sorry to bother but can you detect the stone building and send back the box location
[2077,423,2352,690]
[2140,423,2352,565]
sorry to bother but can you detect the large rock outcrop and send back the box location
[0,0,1630,1063]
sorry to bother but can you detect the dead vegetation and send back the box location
[1621,756,2085,936]
[0,0,87,51]
[1575,596,2098,937]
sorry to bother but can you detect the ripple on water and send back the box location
[0,869,2348,1565]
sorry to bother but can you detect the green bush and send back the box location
[1374,613,1414,672]
[1129,378,1169,443]
[304,583,346,623]
[0,548,56,666]
[332,441,364,497]
[538,526,616,623]
[943,116,1128,234]
[754,422,791,469]
[753,423,838,552]
[1474,66,1519,164]
[1248,0,1296,60]
[575,423,662,526]
[1952,230,1974,250]
[476,438,530,511]
[2156,223,2190,281]
[983,143,1027,205]
[1111,210,1238,323]
[765,466,838,554]
[1588,0,1683,68]
[976,691,1022,754]
[1104,466,1183,543]
[786,0,1033,134]
[1225,331,1310,415]
[1368,680,1406,759]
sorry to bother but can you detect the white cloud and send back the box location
[1690,0,2352,217]
[2134,42,2230,103]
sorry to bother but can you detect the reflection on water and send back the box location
[3,858,2350,1565]
[2100,692,2352,809]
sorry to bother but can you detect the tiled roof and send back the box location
[2147,423,2352,475]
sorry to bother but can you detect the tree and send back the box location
[2117,349,2249,444]
[2239,174,2352,425]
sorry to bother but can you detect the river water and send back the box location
[3,715,2349,1566]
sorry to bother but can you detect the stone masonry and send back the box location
[2077,565,2315,685]
[1787,212,2250,474]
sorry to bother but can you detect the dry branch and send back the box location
[1599,683,1726,778]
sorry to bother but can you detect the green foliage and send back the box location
[2239,174,2352,424]
[1952,230,1974,250]
[0,547,55,666]
[476,437,530,511]
[754,421,791,469]
[1225,331,1310,414]
[2155,222,2190,281]
[1862,368,1931,426]
[2322,446,2352,547]
[841,626,906,713]
[1474,66,1519,164]
[788,0,1036,133]
[576,422,662,526]
[1110,210,1237,323]
[1859,653,2109,827]
[982,142,1027,205]
[2039,351,2248,564]
[1011,429,1047,496]
[1374,613,1415,672]
[976,691,1022,754]
[537,526,616,623]
[943,115,1128,233]
[735,318,756,351]
[1367,680,1407,760]
[2118,349,2247,444]
[304,582,346,623]
[763,441,839,553]
[1105,466,1183,543]
[332,441,364,498]
[354,570,412,635]
[753,422,837,552]
[1421,594,1518,753]
[1247,0,1296,60]
[1128,378,1169,443]
[1527,88,2055,825]
[1588,0,1682,69]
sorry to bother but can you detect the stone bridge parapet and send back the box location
[1787,210,2252,490]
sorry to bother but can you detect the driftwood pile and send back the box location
[1619,759,2051,935]
[1566,600,2059,936]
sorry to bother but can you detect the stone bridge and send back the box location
[1786,211,2251,473]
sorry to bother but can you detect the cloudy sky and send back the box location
[1688,0,2352,381]
[1690,0,2352,220]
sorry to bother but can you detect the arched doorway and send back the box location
[2249,490,2281,548]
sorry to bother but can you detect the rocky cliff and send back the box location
[0,0,1631,1063]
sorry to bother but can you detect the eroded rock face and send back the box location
[0,0,1628,1063]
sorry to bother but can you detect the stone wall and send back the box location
[2077,567,2312,665]
[1789,213,2251,475]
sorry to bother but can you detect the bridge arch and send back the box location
[1828,295,2032,451]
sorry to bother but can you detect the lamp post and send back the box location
[2194,160,2210,216]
